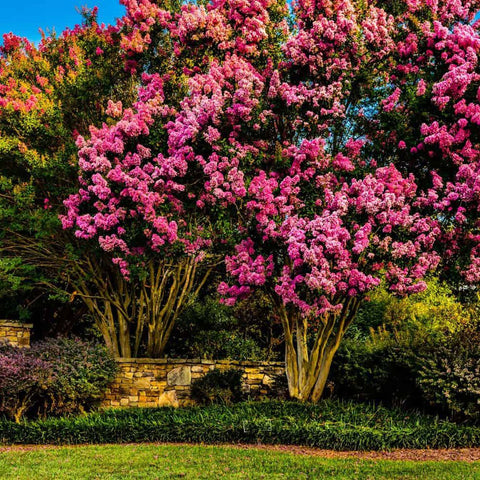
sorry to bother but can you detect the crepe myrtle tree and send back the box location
[60,72,219,358]
[176,0,480,400]
[64,0,480,397]
[61,0,289,357]
[216,0,480,401]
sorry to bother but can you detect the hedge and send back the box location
[1,401,479,450]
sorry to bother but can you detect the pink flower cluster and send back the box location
[62,0,480,317]
[224,162,441,315]
[60,71,212,274]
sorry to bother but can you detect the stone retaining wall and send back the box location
[0,320,33,348]
[102,358,286,408]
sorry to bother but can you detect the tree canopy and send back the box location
[3,0,480,400]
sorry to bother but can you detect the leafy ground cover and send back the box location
[0,444,479,480]
[1,401,479,450]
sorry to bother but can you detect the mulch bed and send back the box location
[235,444,480,462]
[1,443,479,462]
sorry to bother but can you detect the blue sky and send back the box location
[2,2,479,45]
[0,1,126,43]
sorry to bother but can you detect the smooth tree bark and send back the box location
[69,257,213,358]
[276,297,361,402]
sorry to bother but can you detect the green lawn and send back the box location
[0,444,478,479]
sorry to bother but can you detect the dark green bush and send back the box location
[179,330,265,361]
[166,295,281,361]
[191,369,244,405]
[417,326,480,421]
[0,338,116,421]
[331,319,480,421]
[1,401,479,449]
[329,280,471,412]
[329,339,425,408]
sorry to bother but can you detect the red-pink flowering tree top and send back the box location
[0,8,135,348]
[63,0,480,398]
[60,0,290,357]
[62,0,290,275]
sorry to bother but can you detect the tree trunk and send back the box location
[117,311,132,358]
[285,339,338,402]
[0,233,214,359]
[278,297,361,402]
[73,257,213,358]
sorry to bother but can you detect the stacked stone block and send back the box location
[0,320,33,348]
[102,358,286,408]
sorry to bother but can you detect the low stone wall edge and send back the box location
[103,358,286,409]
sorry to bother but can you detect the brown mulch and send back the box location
[0,443,479,462]
[233,444,480,462]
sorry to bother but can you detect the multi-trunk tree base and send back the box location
[278,297,361,402]
[71,257,212,358]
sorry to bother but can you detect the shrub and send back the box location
[166,295,281,361]
[418,326,480,421]
[349,279,469,341]
[173,329,265,361]
[331,316,480,421]
[0,347,54,422]
[329,339,425,408]
[329,280,472,411]
[191,369,244,405]
[331,279,469,410]
[0,338,116,421]
[33,337,118,416]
